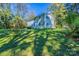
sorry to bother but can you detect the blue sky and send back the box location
[28,3,50,16]
[11,3,50,16]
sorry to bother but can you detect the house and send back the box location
[27,13,55,29]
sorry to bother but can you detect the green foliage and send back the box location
[0,3,36,29]
[73,16,79,27]
[49,4,67,28]
[49,3,79,39]
[12,16,27,29]
[49,3,79,29]
[0,9,12,29]
[0,29,78,56]
[0,3,79,56]
[0,8,27,29]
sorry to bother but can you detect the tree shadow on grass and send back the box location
[46,30,79,56]
[0,30,34,55]
[0,30,10,39]
[47,31,72,56]
[54,39,79,56]
[0,29,78,56]
[33,30,49,56]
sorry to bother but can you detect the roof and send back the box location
[29,13,55,28]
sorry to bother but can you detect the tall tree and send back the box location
[0,3,12,28]
[48,3,67,28]
[15,3,27,18]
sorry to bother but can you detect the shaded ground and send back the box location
[0,28,79,56]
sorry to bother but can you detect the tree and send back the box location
[0,4,12,29]
[64,4,79,38]
[25,11,36,21]
[49,3,79,39]
[12,16,27,29]
[15,3,28,18]
[48,3,67,28]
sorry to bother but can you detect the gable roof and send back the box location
[31,13,55,28]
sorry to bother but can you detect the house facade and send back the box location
[27,13,55,29]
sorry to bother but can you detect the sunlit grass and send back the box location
[0,28,78,56]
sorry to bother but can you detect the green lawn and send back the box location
[0,28,79,56]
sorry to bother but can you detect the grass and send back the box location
[0,28,79,56]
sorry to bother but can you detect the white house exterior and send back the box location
[27,13,55,29]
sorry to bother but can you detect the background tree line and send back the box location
[0,3,35,29]
[49,3,79,40]
[0,3,79,31]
